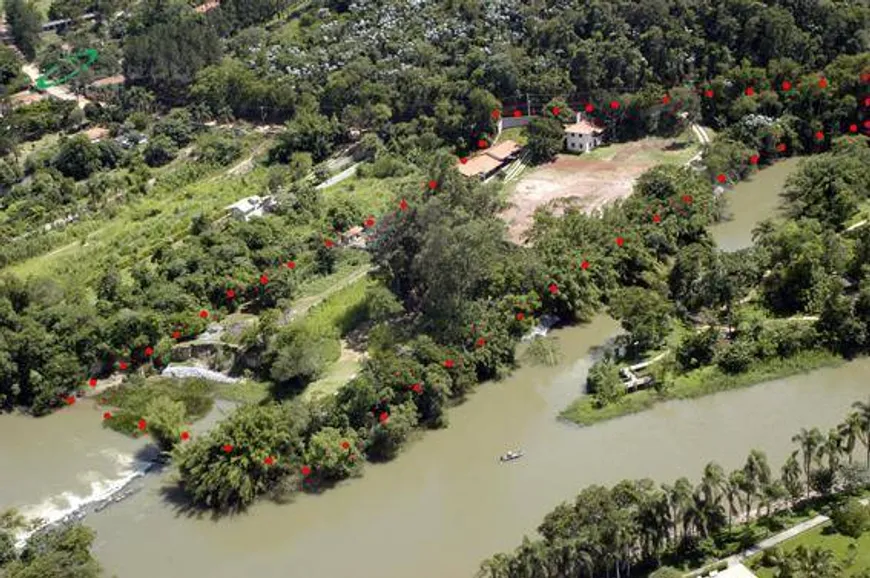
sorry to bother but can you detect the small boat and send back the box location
[499,450,524,462]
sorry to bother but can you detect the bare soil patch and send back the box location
[502,137,688,244]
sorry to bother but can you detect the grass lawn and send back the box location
[320,173,419,216]
[498,126,529,146]
[304,353,362,400]
[561,349,843,426]
[211,380,272,405]
[749,522,870,577]
[578,127,706,164]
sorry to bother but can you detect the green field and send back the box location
[750,523,870,577]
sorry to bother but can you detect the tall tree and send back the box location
[853,399,870,468]
[792,427,824,498]
[4,0,42,60]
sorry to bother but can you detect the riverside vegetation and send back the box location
[477,401,870,578]
[0,0,868,574]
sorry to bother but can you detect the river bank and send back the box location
[561,349,845,426]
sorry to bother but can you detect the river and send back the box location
[3,156,869,578]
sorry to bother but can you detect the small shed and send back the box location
[83,127,110,142]
[484,140,521,162]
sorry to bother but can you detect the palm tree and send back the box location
[777,545,842,578]
[781,451,804,504]
[699,461,726,508]
[817,428,841,472]
[671,478,694,540]
[792,427,824,498]
[478,553,513,578]
[852,399,870,467]
[724,472,742,528]
[742,449,771,520]
[838,412,863,464]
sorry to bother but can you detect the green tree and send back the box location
[792,427,824,498]
[610,287,672,353]
[303,427,363,482]
[4,0,42,60]
[781,450,804,504]
[266,322,340,391]
[586,358,624,407]
[52,135,103,181]
[4,524,102,578]
[269,106,340,163]
[176,403,305,511]
[143,135,178,167]
[366,401,418,461]
[776,545,842,578]
[142,395,186,452]
[830,498,870,538]
[526,117,565,164]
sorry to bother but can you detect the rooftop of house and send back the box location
[90,75,125,88]
[194,0,220,13]
[83,127,110,142]
[457,154,503,177]
[564,120,604,135]
[484,139,520,162]
[225,196,263,213]
[10,90,47,106]
[708,563,758,578]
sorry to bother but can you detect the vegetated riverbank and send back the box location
[562,349,845,426]
[478,400,870,578]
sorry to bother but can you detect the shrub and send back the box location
[143,135,178,167]
[587,358,624,407]
[830,498,870,538]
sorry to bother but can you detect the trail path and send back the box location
[21,64,91,109]
[692,496,870,576]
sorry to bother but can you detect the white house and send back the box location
[225,195,277,222]
[564,113,604,153]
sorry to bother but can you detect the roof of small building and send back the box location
[710,563,758,578]
[90,75,125,88]
[457,154,503,177]
[83,127,110,141]
[10,91,45,106]
[564,120,604,135]
[226,196,262,213]
[484,140,521,162]
[194,0,220,13]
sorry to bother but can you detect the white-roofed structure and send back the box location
[705,563,758,578]
[225,195,276,222]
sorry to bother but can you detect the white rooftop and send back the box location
[225,196,263,213]
[709,563,758,578]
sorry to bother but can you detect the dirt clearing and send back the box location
[501,135,699,243]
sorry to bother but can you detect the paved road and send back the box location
[315,162,361,190]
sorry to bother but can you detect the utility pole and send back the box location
[526,93,531,117]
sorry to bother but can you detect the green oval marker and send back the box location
[33,48,99,91]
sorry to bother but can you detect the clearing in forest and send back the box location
[501,133,702,244]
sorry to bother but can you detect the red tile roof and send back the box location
[564,120,603,135]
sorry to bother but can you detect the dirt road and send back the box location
[22,63,91,109]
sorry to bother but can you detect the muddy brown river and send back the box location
[4,156,869,578]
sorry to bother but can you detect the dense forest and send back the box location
[0,0,867,530]
[477,402,870,578]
